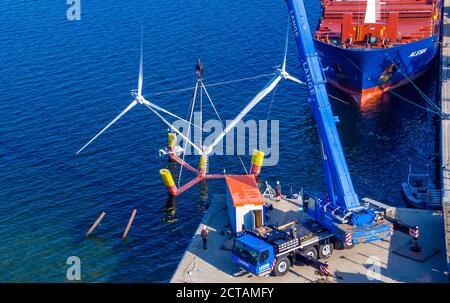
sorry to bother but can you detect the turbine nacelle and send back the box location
[275,20,305,85]
[136,95,146,104]
[277,66,305,85]
[277,67,290,80]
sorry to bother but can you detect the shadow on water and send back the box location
[325,62,439,207]
[161,196,178,224]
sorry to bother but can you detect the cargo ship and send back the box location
[314,0,441,105]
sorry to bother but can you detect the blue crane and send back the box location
[286,0,392,244]
[231,0,393,277]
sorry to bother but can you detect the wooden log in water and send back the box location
[85,212,106,237]
[122,209,137,240]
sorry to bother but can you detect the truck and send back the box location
[232,220,336,276]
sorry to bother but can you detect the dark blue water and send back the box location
[0,1,437,282]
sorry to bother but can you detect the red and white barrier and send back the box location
[320,263,330,276]
[345,233,352,246]
[409,226,419,240]
[270,259,277,272]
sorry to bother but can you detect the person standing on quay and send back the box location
[201,225,208,250]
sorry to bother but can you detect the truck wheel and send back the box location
[273,257,290,276]
[333,239,344,250]
[303,246,318,260]
[334,239,353,250]
[318,242,333,259]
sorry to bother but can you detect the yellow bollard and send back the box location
[199,155,207,170]
[160,169,177,196]
[198,155,208,177]
[250,150,264,176]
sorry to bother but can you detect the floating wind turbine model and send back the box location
[159,22,305,196]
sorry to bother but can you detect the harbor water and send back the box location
[0,0,438,282]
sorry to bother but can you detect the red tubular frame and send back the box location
[166,153,227,196]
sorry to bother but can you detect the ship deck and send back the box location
[316,0,439,48]
[171,194,448,283]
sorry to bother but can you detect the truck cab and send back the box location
[232,234,275,276]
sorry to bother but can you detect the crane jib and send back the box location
[286,0,365,213]
[301,60,315,96]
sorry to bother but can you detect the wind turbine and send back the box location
[204,21,304,155]
[76,27,204,155]
[158,20,307,197]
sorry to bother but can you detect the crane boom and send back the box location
[285,0,392,244]
[285,0,360,211]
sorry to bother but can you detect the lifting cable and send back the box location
[201,82,249,174]
[201,83,223,125]
[195,0,247,174]
[194,0,201,62]
[178,82,198,188]
[177,0,200,187]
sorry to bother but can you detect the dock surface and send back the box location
[441,0,450,277]
[171,194,447,283]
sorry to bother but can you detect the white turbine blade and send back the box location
[142,103,203,155]
[282,20,290,72]
[286,74,306,85]
[140,98,204,131]
[76,100,138,155]
[137,23,144,97]
[205,74,282,155]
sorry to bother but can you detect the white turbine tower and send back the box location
[76,25,203,155]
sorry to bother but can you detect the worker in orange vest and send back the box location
[275,181,282,198]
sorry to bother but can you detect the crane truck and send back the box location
[232,217,337,276]
[231,0,393,276]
